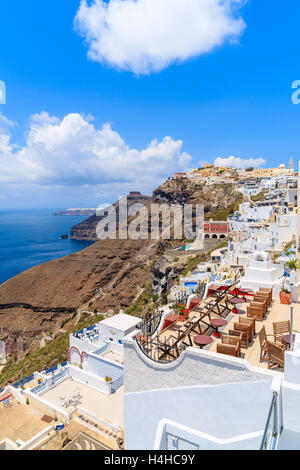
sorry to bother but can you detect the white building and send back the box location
[98,312,142,344]
[269,212,297,251]
[68,312,141,393]
[243,183,262,197]
[236,202,274,222]
[239,251,284,298]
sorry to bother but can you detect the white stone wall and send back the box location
[124,380,273,450]
[123,339,277,450]
[123,340,272,394]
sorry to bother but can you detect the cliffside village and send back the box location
[1,159,300,451]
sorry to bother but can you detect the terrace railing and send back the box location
[135,335,185,364]
[31,369,68,395]
[93,343,109,356]
[170,292,189,308]
[31,381,49,395]
[139,312,163,337]
[12,374,35,389]
[45,365,58,375]
[111,375,124,394]
[51,369,67,384]
[260,392,280,450]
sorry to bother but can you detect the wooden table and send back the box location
[194,335,213,349]
[238,288,254,301]
[282,334,296,349]
[230,297,245,314]
[211,318,228,338]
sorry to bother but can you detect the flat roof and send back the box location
[99,313,141,332]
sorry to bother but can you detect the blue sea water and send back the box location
[0,210,93,285]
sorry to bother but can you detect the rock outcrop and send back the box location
[152,256,181,296]
[153,179,243,219]
[70,192,153,241]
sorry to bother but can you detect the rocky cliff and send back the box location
[0,238,159,357]
[153,179,244,219]
[70,191,153,240]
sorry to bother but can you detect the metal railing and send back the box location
[135,335,185,364]
[139,312,163,337]
[260,392,279,450]
[31,369,68,395]
[93,344,109,356]
[111,375,124,394]
[12,374,35,389]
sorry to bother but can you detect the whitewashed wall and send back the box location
[124,381,273,450]
[123,340,272,394]
[87,354,123,381]
[123,337,276,450]
[68,364,110,395]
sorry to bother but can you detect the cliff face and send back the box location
[153,179,243,219]
[70,192,153,241]
[0,238,159,356]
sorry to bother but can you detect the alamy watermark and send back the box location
[95,196,204,241]
[0,81,6,105]
[291,80,300,104]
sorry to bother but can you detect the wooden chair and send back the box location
[259,326,268,362]
[266,340,285,369]
[259,288,272,303]
[253,295,268,311]
[239,316,256,336]
[229,323,251,349]
[222,334,242,357]
[254,293,270,308]
[273,321,291,344]
[247,302,265,321]
[235,322,252,343]
[250,301,267,318]
[217,343,239,358]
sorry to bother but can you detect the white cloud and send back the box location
[214,155,266,169]
[74,0,247,75]
[0,112,191,191]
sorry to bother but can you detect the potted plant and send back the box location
[176,304,190,322]
[280,279,292,305]
[285,258,299,273]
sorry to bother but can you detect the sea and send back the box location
[0,209,93,285]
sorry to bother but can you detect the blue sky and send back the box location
[0,0,300,209]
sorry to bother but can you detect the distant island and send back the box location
[54,208,97,216]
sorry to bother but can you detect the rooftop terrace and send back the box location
[0,398,50,445]
[135,282,299,372]
[41,377,124,428]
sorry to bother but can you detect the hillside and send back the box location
[153,178,244,220]
[0,238,159,358]
[0,177,243,379]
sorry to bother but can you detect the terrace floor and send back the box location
[42,378,124,427]
[101,350,124,365]
[210,299,300,371]
[0,398,50,444]
[153,290,300,372]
